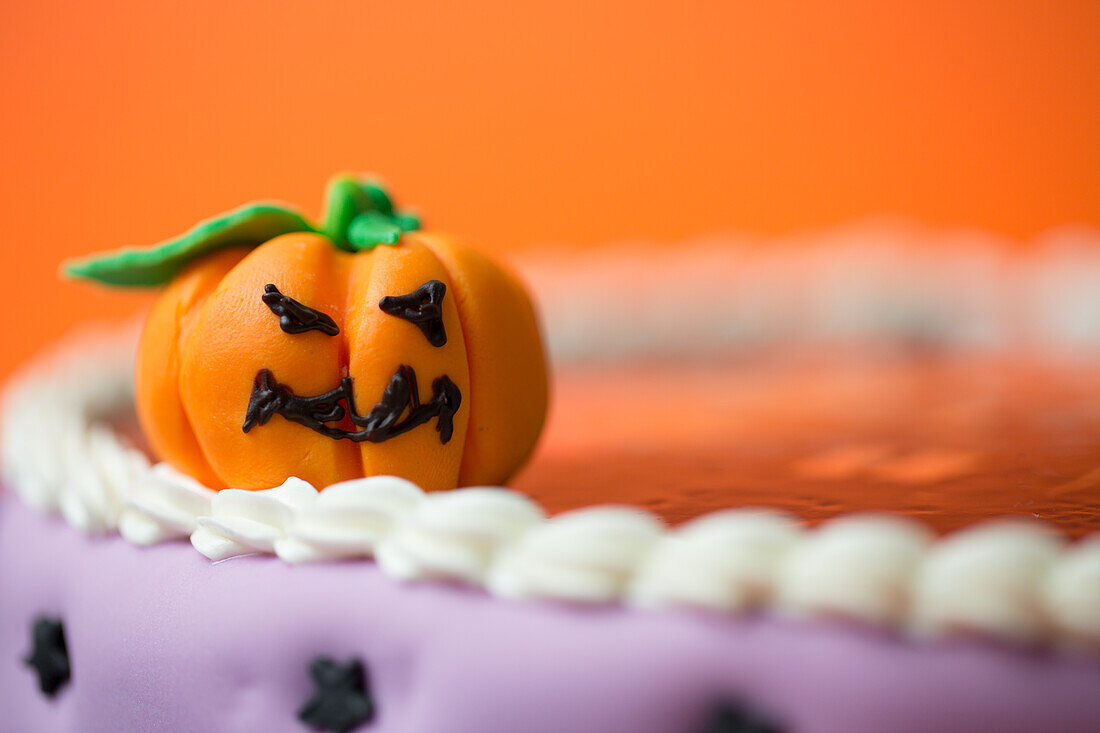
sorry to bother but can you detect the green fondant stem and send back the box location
[320,175,418,249]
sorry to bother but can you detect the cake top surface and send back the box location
[501,223,1100,539]
[515,348,1100,538]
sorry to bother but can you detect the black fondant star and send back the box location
[696,699,785,733]
[23,616,71,698]
[298,656,374,733]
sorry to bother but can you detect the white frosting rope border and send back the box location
[2,330,1099,652]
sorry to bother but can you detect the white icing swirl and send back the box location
[275,476,424,563]
[3,323,1100,649]
[489,506,663,603]
[190,478,318,561]
[517,227,1100,363]
[630,510,801,612]
[1044,534,1100,650]
[60,424,149,534]
[1,325,139,523]
[778,514,933,627]
[119,463,218,546]
[376,488,544,585]
[912,521,1064,643]
[3,387,69,514]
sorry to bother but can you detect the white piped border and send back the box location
[2,330,1099,652]
[515,224,1100,362]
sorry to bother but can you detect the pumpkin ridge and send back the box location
[417,234,549,487]
[416,236,477,485]
[175,248,252,488]
[174,261,263,488]
[178,234,363,488]
[171,295,226,488]
[139,250,249,489]
[344,237,470,490]
[334,250,364,480]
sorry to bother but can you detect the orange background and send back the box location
[1,0,1098,381]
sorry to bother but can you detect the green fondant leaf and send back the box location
[346,212,401,250]
[63,203,316,287]
[63,175,422,288]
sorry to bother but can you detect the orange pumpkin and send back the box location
[66,176,548,491]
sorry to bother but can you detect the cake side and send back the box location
[4,491,1100,733]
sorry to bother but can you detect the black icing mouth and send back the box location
[242,364,461,444]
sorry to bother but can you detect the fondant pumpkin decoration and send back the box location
[65,175,548,491]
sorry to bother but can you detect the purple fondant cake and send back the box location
[3,182,1100,731]
[4,497,1100,733]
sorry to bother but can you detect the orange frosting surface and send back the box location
[512,349,1100,537]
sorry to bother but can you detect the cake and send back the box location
[2,178,1099,732]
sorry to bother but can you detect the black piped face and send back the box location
[243,365,461,444]
[245,281,461,445]
[262,283,341,336]
[378,279,448,347]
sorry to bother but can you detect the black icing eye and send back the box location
[695,700,786,733]
[262,284,340,336]
[378,279,447,347]
[298,656,374,733]
[24,616,71,698]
